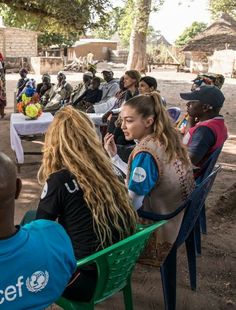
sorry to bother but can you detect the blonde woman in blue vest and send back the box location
[104,92,195,266]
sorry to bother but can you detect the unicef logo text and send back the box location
[132,167,147,183]
[0,271,49,305]
[26,271,49,293]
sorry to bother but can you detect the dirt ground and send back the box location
[0,69,235,310]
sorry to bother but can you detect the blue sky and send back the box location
[150,0,211,43]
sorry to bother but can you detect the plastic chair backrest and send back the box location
[76,221,166,304]
[137,166,220,244]
[176,165,220,246]
[167,107,181,122]
[196,146,222,184]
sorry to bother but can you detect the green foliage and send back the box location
[0,0,111,47]
[175,21,207,47]
[38,33,77,49]
[0,0,111,33]
[0,0,167,49]
[209,0,236,18]
[117,0,134,47]
[91,6,124,39]
[0,4,40,30]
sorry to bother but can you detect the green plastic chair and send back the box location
[56,221,167,310]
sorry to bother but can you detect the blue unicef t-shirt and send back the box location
[128,152,159,195]
[0,220,76,310]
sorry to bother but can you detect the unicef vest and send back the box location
[127,135,195,264]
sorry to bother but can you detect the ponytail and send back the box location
[124,92,190,166]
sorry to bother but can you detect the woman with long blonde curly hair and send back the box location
[36,106,137,301]
[104,92,194,266]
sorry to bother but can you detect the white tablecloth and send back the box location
[87,113,107,138]
[87,113,106,126]
[10,112,54,164]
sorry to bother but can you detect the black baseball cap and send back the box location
[180,85,225,108]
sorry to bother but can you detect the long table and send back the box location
[10,112,106,164]
[10,112,54,164]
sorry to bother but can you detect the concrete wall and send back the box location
[31,57,63,75]
[68,42,118,61]
[184,51,209,73]
[5,57,31,72]
[110,49,128,64]
[209,49,236,77]
[0,27,37,57]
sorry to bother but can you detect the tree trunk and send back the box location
[127,0,152,71]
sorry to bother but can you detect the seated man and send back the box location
[70,72,93,106]
[180,85,228,175]
[100,70,119,102]
[73,77,103,111]
[177,73,225,135]
[101,76,127,120]
[0,152,76,309]
[44,72,73,113]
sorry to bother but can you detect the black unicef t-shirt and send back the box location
[36,169,100,261]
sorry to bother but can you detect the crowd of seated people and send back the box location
[7,66,228,307]
[16,70,72,113]
[15,66,227,175]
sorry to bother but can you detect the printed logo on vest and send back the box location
[26,271,49,293]
[40,182,48,199]
[132,167,146,183]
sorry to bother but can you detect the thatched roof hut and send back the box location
[148,34,171,47]
[182,13,236,53]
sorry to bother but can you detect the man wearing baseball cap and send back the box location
[180,85,228,170]
[100,70,119,101]
[85,69,119,113]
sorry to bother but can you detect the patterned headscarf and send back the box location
[192,73,225,90]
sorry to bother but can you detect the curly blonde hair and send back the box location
[38,106,137,247]
[124,92,190,166]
